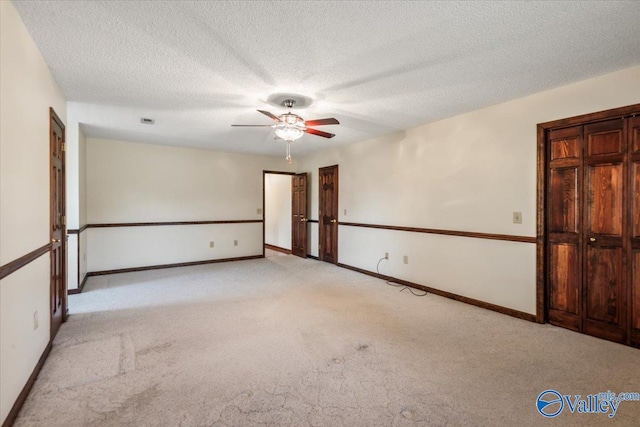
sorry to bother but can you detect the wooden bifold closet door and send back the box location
[631,116,640,347]
[547,112,640,347]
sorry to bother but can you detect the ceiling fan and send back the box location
[232,99,339,163]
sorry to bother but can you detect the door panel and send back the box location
[50,108,66,339]
[319,165,338,264]
[633,250,640,347]
[585,246,623,324]
[548,243,580,330]
[549,244,579,315]
[549,168,578,233]
[587,130,623,156]
[586,119,624,156]
[588,163,623,236]
[291,173,308,258]
[584,245,625,342]
[551,136,579,161]
[633,252,640,331]
[634,162,640,238]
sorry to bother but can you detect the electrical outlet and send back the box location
[33,311,38,331]
[384,252,389,260]
[209,241,215,248]
[257,208,262,215]
[234,240,238,246]
[513,212,523,224]
[403,255,408,265]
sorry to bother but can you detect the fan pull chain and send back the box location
[286,141,292,164]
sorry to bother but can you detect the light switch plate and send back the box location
[513,212,522,224]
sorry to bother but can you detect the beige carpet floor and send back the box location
[14,255,640,426]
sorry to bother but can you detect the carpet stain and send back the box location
[400,408,414,419]
[137,342,173,356]
[356,344,369,351]
[238,390,252,399]
[121,383,161,411]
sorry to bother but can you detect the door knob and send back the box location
[52,238,60,243]
[330,219,337,223]
[301,218,307,222]
[589,237,596,242]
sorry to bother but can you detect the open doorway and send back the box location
[263,171,309,259]
[264,172,294,257]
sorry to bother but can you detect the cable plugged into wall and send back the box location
[376,257,427,297]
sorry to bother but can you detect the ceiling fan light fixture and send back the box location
[231,98,339,162]
[274,123,304,141]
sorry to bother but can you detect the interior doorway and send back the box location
[264,172,293,256]
[50,107,67,339]
[319,165,339,264]
[291,173,308,258]
[263,171,309,259]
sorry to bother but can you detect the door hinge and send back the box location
[62,215,65,226]
[62,143,66,152]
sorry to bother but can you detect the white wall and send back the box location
[265,174,292,250]
[65,120,79,290]
[78,128,88,284]
[300,65,640,316]
[65,121,88,291]
[0,1,67,423]
[86,138,293,271]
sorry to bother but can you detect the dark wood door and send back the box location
[547,125,583,332]
[50,108,66,339]
[583,119,627,342]
[319,165,338,263]
[630,116,640,347]
[546,113,638,347]
[291,173,308,258]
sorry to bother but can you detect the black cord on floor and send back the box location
[376,257,427,297]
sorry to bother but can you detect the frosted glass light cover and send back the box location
[275,125,304,141]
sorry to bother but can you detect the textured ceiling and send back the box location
[13,1,640,157]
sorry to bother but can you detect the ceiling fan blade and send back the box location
[304,118,340,126]
[257,110,281,121]
[305,127,335,139]
[231,124,274,127]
